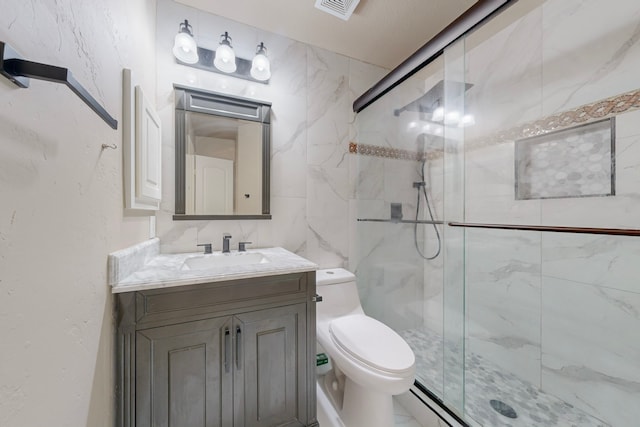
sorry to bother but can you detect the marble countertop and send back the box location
[109,240,317,293]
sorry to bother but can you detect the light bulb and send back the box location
[444,110,461,125]
[459,114,476,127]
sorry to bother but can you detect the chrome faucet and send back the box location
[222,233,232,253]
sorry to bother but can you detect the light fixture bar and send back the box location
[176,46,269,85]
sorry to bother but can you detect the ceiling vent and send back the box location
[314,0,361,21]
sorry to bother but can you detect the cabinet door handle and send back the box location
[224,327,231,373]
[312,293,323,302]
[235,326,242,370]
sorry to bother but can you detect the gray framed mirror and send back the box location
[174,85,271,220]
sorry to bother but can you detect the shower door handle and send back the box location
[312,294,323,302]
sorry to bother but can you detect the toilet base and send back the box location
[341,377,394,427]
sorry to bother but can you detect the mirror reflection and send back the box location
[185,112,262,215]
[174,86,271,220]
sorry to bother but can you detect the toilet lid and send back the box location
[329,315,415,374]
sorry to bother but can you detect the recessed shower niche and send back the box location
[515,118,615,200]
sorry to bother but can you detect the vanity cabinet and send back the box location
[116,272,318,427]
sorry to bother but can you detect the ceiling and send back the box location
[176,0,478,70]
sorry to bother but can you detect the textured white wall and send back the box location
[0,1,157,426]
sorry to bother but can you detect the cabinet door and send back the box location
[136,317,233,427]
[235,303,307,427]
[135,85,162,203]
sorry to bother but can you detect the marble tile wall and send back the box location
[541,0,640,115]
[540,276,640,427]
[351,157,426,332]
[349,1,640,425]
[465,230,542,387]
[154,0,387,269]
[351,57,449,333]
[457,1,640,425]
[462,111,640,427]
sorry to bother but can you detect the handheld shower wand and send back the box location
[413,134,441,260]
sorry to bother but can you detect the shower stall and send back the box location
[352,1,640,426]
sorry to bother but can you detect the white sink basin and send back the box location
[182,252,270,270]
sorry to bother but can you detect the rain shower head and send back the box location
[393,79,473,117]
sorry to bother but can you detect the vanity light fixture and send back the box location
[172,20,271,84]
[172,20,199,64]
[250,42,271,81]
[213,32,237,73]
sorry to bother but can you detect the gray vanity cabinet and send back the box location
[136,317,232,427]
[116,272,318,427]
[235,303,306,427]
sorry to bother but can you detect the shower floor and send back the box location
[400,328,609,427]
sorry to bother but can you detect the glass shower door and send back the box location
[353,50,468,417]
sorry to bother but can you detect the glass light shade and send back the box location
[214,43,237,73]
[173,32,198,64]
[250,52,271,81]
[431,106,445,122]
[459,114,476,127]
[444,110,461,125]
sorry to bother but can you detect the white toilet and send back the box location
[315,268,415,427]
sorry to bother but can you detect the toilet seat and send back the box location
[329,314,415,375]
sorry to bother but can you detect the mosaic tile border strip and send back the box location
[351,88,640,161]
[348,141,429,161]
[468,87,640,149]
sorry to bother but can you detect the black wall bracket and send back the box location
[0,41,118,130]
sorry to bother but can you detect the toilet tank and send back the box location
[316,268,364,318]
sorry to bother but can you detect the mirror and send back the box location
[174,86,271,220]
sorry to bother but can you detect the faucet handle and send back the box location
[238,241,252,252]
[222,233,232,253]
[197,243,212,254]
